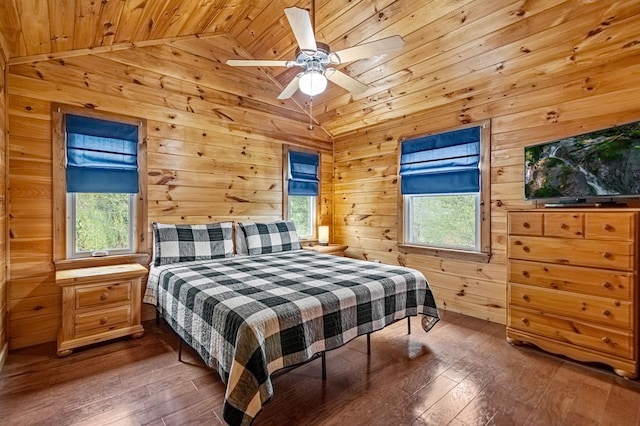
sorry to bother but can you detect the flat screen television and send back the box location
[524,120,640,204]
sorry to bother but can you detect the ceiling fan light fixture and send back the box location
[299,70,327,96]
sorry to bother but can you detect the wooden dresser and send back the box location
[507,209,639,378]
[56,263,147,357]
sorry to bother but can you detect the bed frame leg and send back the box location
[321,352,326,381]
[178,338,183,362]
[367,333,371,355]
[408,317,411,335]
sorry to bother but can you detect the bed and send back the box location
[143,220,439,426]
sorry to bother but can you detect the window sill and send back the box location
[55,253,151,271]
[397,244,491,263]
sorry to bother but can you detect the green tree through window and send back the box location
[75,193,131,253]
[289,195,315,238]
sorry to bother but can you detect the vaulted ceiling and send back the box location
[1,0,639,141]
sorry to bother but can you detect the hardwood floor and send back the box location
[1,311,640,425]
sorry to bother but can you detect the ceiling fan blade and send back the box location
[226,59,292,67]
[277,76,301,99]
[329,35,405,64]
[326,69,368,94]
[284,7,317,53]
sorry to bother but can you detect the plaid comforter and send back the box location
[144,250,439,426]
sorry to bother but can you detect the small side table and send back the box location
[55,263,147,357]
[303,244,349,257]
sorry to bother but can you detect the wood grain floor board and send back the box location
[2,312,640,426]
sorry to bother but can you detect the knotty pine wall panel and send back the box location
[334,60,640,325]
[0,45,7,367]
[6,54,333,349]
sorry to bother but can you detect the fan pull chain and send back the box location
[308,97,314,130]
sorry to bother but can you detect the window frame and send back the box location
[53,104,148,269]
[397,120,491,263]
[282,145,321,242]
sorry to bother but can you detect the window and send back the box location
[398,121,490,261]
[284,148,320,239]
[53,106,147,265]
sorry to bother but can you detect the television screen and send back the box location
[524,120,640,201]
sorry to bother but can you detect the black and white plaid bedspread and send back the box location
[144,250,439,426]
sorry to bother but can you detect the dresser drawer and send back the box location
[509,283,632,328]
[544,212,584,238]
[509,307,633,359]
[75,305,132,336]
[75,281,132,309]
[508,236,634,270]
[586,213,635,240]
[509,260,633,300]
[509,212,543,236]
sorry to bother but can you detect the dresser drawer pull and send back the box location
[514,240,522,246]
[560,223,569,230]
[523,222,531,229]
[602,282,612,289]
[602,336,611,344]
[100,316,109,325]
[603,224,614,231]
[522,271,530,278]
[100,292,110,301]
[523,246,530,253]
[522,295,530,302]
[521,317,529,325]
[603,310,611,317]
[602,252,612,259]
[549,282,559,289]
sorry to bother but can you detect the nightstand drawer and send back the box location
[75,281,132,309]
[75,305,132,336]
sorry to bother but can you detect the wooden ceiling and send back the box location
[2,0,640,140]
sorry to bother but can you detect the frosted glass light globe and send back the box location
[299,71,327,96]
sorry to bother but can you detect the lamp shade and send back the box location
[318,225,329,246]
[299,70,327,96]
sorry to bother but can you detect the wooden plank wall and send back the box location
[5,52,333,349]
[333,56,640,325]
[0,36,7,366]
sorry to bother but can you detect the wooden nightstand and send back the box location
[55,263,147,357]
[303,244,349,257]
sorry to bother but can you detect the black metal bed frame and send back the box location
[159,310,412,381]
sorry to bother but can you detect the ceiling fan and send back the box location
[226,7,405,99]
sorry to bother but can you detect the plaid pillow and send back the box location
[239,221,302,255]
[153,222,234,266]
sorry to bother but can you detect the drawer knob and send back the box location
[514,240,523,246]
[602,252,612,259]
[521,317,529,325]
[100,316,109,325]
[603,310,611,317]
[522,295,530,302]
[100,292,110,301]
[523,246,530,253]
[523,222,531,229]
[560,223,569,230]
[601,336,611,344]
[522,271,530,278]
[549,282,559,289]
[602,282,612,289]
[603,224,614,231]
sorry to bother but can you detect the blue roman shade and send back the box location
[288,150,319,196]
[66,114,139,193]
[399,126,481,195]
